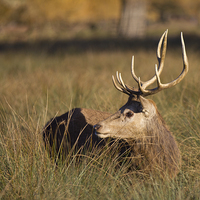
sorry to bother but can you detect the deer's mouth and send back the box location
[95,132,110,138]
[94,124,111,138]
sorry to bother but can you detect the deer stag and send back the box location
[43,30,188,178]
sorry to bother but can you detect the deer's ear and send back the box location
[139,96,152,117]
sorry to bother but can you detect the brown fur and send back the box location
[93,97,181,178]
[43,98,181,179]
[127,102,181,178]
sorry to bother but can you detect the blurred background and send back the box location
[0,0,200,42]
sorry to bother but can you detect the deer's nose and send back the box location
[94,124,101,131]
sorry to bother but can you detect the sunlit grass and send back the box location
[0,43,200,199]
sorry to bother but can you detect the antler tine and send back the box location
[155,64,162,86]
[112,71,140,95]
[119,73,127,89]
[131,56,139,83]
[112,73,130,95]
[181,32,189,72]
[156,32,188,89]
[116,71,129,92]
[157,29,168,70]
[140,32,189,96]
[115,71,124,88]
[120,72,137,94]
[141,29,168,89]
[155,32,189,89]
[116,71,123,87]
[119,72,139,94]
[112,75,123,92]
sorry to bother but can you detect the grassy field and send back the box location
[0,32,200,199]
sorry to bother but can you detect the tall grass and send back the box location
[0,43,200,199]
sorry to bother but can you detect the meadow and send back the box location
[0,33,200,199]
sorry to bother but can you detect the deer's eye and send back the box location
[125,111,134,118]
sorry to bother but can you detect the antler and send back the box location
[112,30,189,97]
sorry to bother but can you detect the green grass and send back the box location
[0,40,200,199]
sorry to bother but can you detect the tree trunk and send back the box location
[118,0,147,38]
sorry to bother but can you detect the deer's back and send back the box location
[42,108,111,156]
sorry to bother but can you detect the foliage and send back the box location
[0,1,11,23]
[150,0,200,21]
[32,0,121,23]
[0,0,200,26]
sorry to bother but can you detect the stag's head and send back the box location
[94,30,189,139]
